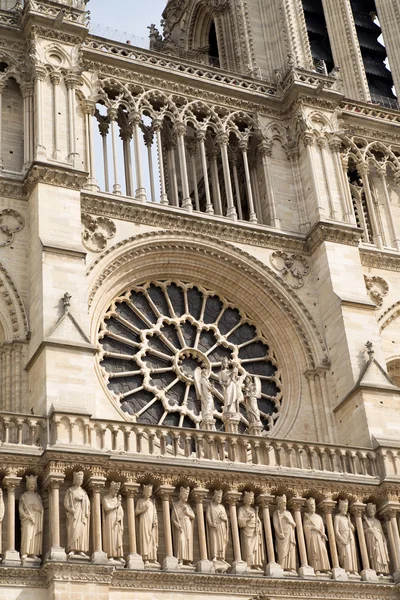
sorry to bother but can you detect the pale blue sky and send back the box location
[89,0,167,45]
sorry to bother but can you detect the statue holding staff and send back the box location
[64,471,90,557]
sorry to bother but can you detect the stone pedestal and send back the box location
[91,550,109,565]
[222,412,240,434]
[248,424,263,436]
[21,556,41,567]
[163,556,179,571]
[229,559,248,574]
[331,567,348,581]
[200,417,216,431]
[298,565,315,578]
[196,559,214,573]
[361,568,379,582]
[265,561,284,577]
[3,549,21,566]
[126,553,145,570]
[45,546,67,562]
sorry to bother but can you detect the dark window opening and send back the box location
[350,0,395,100]
[208,21,220,68]
[302,0,334,74]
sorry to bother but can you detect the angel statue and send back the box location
[242,374,263,434]
[219,357,244,415]
[194,367,215,429]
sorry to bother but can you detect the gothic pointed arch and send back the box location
[0,260,29,340]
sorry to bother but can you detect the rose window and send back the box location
[98,281,282,432]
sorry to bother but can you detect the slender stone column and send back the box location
[157,484,179,570]
[357,162,383,249]
[65,72,80,167]
[34,66,47,158]
[317,137,337,219]
[174,122,192,211]
[319,498,347,581]
[257,493,283,577]
[303,132,326,222]
[124,482,144,570]
[99,121,110,192]
[121,125,134,197]
[239,138,257,223]
[144,130,156,202]
[3,475,22,565]
[88,475,108,564]
[217,132,237,220]
[231,152,243,220]
[378,169,400,251]
[196,130,213,214]
[108,108,122,195]
[379,502,400,581]
[153,119,168,205]
[287,146,310,232]
[43,474,67,561]
[20,82,34,168]
[340,154,357,223]
[209,148,222,215]
[4,346,11,411]
[82,100,99,191]
[329,138,352,223]
[50,72,61,160]
[259,141,280,227]
[130,111,147,202]
[225,490,247,574]
[187,138,200,211]
[192,488,213,573]
[13,343,21,412]
[350,501,377,581]
[289,497,314,577]
[166,141,179,207]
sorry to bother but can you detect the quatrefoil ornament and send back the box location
[270,251,310,288]
[81,213,116,252]
[0,209,24,247]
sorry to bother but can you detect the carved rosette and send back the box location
[0,209,24,247]
[98,281,282,432]
[364,275,389,308]
[270,251,310,288]
[81,213,116,252]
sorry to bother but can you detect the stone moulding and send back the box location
[360,248,400,271]
[24,163,89,194]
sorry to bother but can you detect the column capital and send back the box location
[356,162,369,177]
[157,484,175,501]
[350,501,367,518]
[195,129,207,142]
[224,489,242,506]
[379,501,400,519]
[43,473,65,490]
[129,110,142,126]
[301,132,315,147]
[173,121,187,137]
[216,131,229,147]
[152,118,164,132]
[34,66,47,81]
[3,475,22,492]
[256,492,275,508]
[288,496,307,511]
[238,137,249,153]
[328,137,343,153]
[191,487,209,503]
[20,82,34,97]
[316,136,327,149]
[50,71,61,86]
[318,498,337,514]
[258,139,272,157]
[81,99,96,116]
[64,72,81,90]
[123,481,141,498]
[107,107,118,122]
[87,474,107,493]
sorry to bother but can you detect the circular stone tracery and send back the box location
[98,281,282,432]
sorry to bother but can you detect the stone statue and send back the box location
[206,489,229,564]
[303,497,330,573]
[237,491,264,570]
[194,367,215,423]
[363,503,389,574]
[19,475,43,560]
[171,486,195,565]
[219,357,243,415]
[64,471,90,557]
[135,484,159,565]
[273,494,297,572]
[242,375,263,431]
[334,499,358,574]
[102,481,124,563]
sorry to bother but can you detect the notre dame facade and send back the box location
[1,0,400,598]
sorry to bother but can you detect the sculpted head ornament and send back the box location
[110,481,121,491]
[26,475,38,491]
[73,471,84,485]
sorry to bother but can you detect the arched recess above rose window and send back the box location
[97,281,282,433]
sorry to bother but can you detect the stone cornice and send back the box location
[0,561,395,597]
[0,177,25,200]
[81,192,306,254]
[24,162,89,194]
[360,248,400,271]
[305,221,362,254]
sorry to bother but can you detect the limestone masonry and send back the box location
[0,0,400,598]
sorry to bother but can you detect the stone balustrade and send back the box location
[0,411,46,447]
[48,413,379,481]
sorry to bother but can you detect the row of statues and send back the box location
[7,474,391,577]
[195,358,264,434]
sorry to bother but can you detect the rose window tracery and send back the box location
[98,281,282,432]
